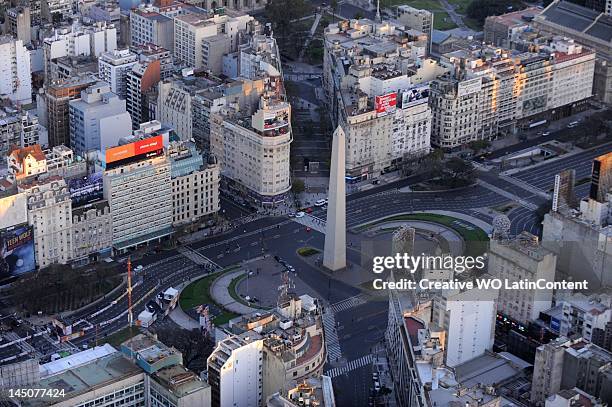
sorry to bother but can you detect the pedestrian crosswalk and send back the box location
[330,294,367,313]
[325,354,374,378]
[177,246,221,270]
[323,310,342,361]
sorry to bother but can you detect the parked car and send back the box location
[295,211,305,218]
[314,198,328,207]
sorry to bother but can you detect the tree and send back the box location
[466,0,527,24]
[292,178,305,194]
[468,140,490,154]
[440,157,476,187]
[155,327,215,374]
[265,0,312,37]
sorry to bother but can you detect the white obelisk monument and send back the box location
[323,126,347,271]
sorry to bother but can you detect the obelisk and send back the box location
[323,126,346,271]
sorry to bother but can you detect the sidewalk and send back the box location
[210,269,263,314]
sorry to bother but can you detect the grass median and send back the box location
[179,265,240,325]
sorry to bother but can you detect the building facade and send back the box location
[98,49,138,99]
[69,82,133,156]
[0,36,32,105]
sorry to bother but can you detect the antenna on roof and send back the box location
[375,0,381,22]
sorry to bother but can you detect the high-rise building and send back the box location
[207,331,265,407]
[488,232,557,325]
[0,107,39,155]
[69,82,133,156]
[209,81,292,205]
[0,36,32,105]
[323,19,434,178]
[168,140,220,226]
[532,338,612,406]
[4,6,31,45]
[18,176,72,268]
[126,60,161,128]
[44,74,99,148]
[103,136,173,252]
[431,285,498,367]
[98,49,138,99]
[41,0,73,23]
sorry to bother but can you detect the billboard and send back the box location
[105,135,164,165]
[69,172,103,207]
[0,224,35,279]
[457,77,482,97]
[375,93,397,117]
[400,85,429,108]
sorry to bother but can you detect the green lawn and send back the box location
[446,0,471,14]
[179,266,240,325]
[433,12,458,30]
[297,247,320,257]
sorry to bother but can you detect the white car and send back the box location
[314,199,328,207]
[295,212,305,218]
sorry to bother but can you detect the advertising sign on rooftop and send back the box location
[400,85,429,108]
[375,92,397,117]
[105,135,164,165]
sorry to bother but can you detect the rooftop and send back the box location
[537,0,612,44]
[152,364,209,398]
[23,352,142,406]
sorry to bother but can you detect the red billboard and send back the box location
[375,93,397,116]
[105,135,164,165]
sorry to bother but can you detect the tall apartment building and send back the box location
[69,82,133,156]
[0,108,39,155]
[4,6,31,45]
[43,74,98,147]
[103,137,173,252]
[385,280,428,407]
[210,81,292,205]
[431,285,498,367]
[174,14,217,69]
[0,36,32,105]
[131,43,174,79]
[157,74,222,140]
[98,49,138,99]
[173,11,253,70]
[43,22,118,81]
[532,338,612,406]
[488,232,557,325]
[430,39,594,148]
[323,19,434,179]
[207,331,265,407]
[126,60,161,128]
[395,5,433,54]
[534,1,612,104]
[41,0,73,23]
[129,0,203,53]
[18,176,72,268]
[168,140,220,226]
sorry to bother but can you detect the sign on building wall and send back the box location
[0,224,36,279]
[69,172,103,207]
[105,135,164,167]
[457,77,482,97]
[375,92,397,117]
[399,85,430,108]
